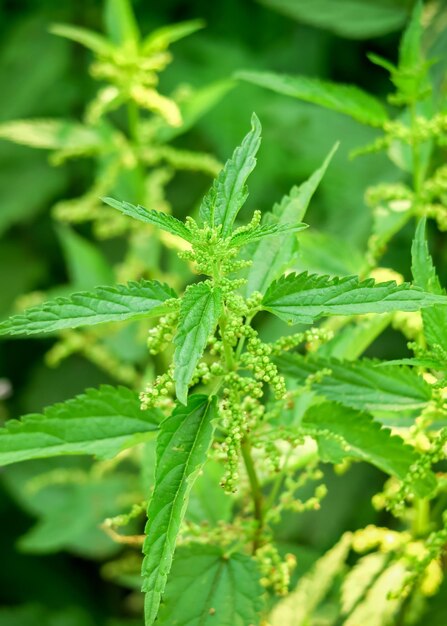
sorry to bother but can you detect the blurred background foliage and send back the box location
[1,0,447,623]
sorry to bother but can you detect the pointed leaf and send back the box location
[229,221,307,248]
[246,144,337,294]
[277,354,432,414]
[199,113,261,235]
[302,402,436,497]
[0,386,160,466]
[0,280,177,336]
[104,0,139,46]
[239,71,388,126]
[263,272,447,325]
[102,197,193,242]
[50,23,115,55]
[142,395,217,626]
[157,543,264,626]
[143,19,204,53]
[174,283,222,404]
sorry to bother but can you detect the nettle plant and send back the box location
[0,0,228,385]
[2,113,447,625]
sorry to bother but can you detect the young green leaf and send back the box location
[302,402,436,497]
[157,543,264,626]
[174,282,222,404]
[238,71,388,127]
[0,280,177,336]
[245,143,337,294]
[277,354,432,414]
[199,113,261,235]
[102,197,193,242]
[412,217,447,351]
[105,0,140,46]
[399,0,423,70]
[142,395,217,626]
[50,23,115,55]
[143,19,205,53]
[0,386,160,466]
[0,119,106,151]
[262,272,447,325]
[229,221,307,248]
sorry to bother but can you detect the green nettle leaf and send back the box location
[105,0,140,46]
[199,113,261,235]
[262,272,447,325]
[142,395,217,626]
[0,386,160,466]
[238,71,388,127]
[0,119,106,151]
[411,217,447,351]
[277,354,432,414]
[102,197,193,242]
[246,144,337,295]
[157,543,264,626]
[174,283,222,405]
[143,19,205,53]
[302,403,436,497]
[0,280,176,336]
[229,221,308,248]
[50,23,115,55]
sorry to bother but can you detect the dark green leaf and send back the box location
[0,280,176,336]
[142,395,217,626]
[0,386,159,465]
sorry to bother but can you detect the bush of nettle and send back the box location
[1,1,447,625]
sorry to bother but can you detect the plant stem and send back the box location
[241,439,264,553]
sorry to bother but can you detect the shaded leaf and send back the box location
[143,19,204,53]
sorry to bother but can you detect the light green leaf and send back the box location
[341,553,387,616]
[199,113,262,235]
[302,402,436,497]
[143,19,204,53]
[50,23,115,56]
[258,0,410,39]
[157,543,264,626]
[277,354,432,413]
[0,119,106,151]
[174,283,222,404]
[295,230,365,277]
[238,71,388,127]
[246,144,337,295]
[399,0,423,70]
[105,0,140,46]
[270,533,352,626]
[412,217,447,351]
[142,395,217,626]
[102,197,193,242]
[56,225,114,290]
[0,280,177,336]
[262,272,447,325]
[229,221,307,248]
[0,386,160,466]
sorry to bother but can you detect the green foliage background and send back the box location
[1,0,447,624]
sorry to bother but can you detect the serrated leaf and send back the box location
[270,533,352,626]
[229,221,307,248]
[105,0,139,46]
[0,280,177,336]
[102,197,193,242]
[143,19,204,53]
[412,217,447,351]
[199,113,261,235]
[142,395,217,626]
[157,543,264,626]
[277,354,432,414]
[245,144,337,295]
[0,119,106,151]
[238,71,388,126]
[50,23,115,56]
[302,402,436,497]
[174,283,222,404]
[0,386,160,466]
[262,272,447,325]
